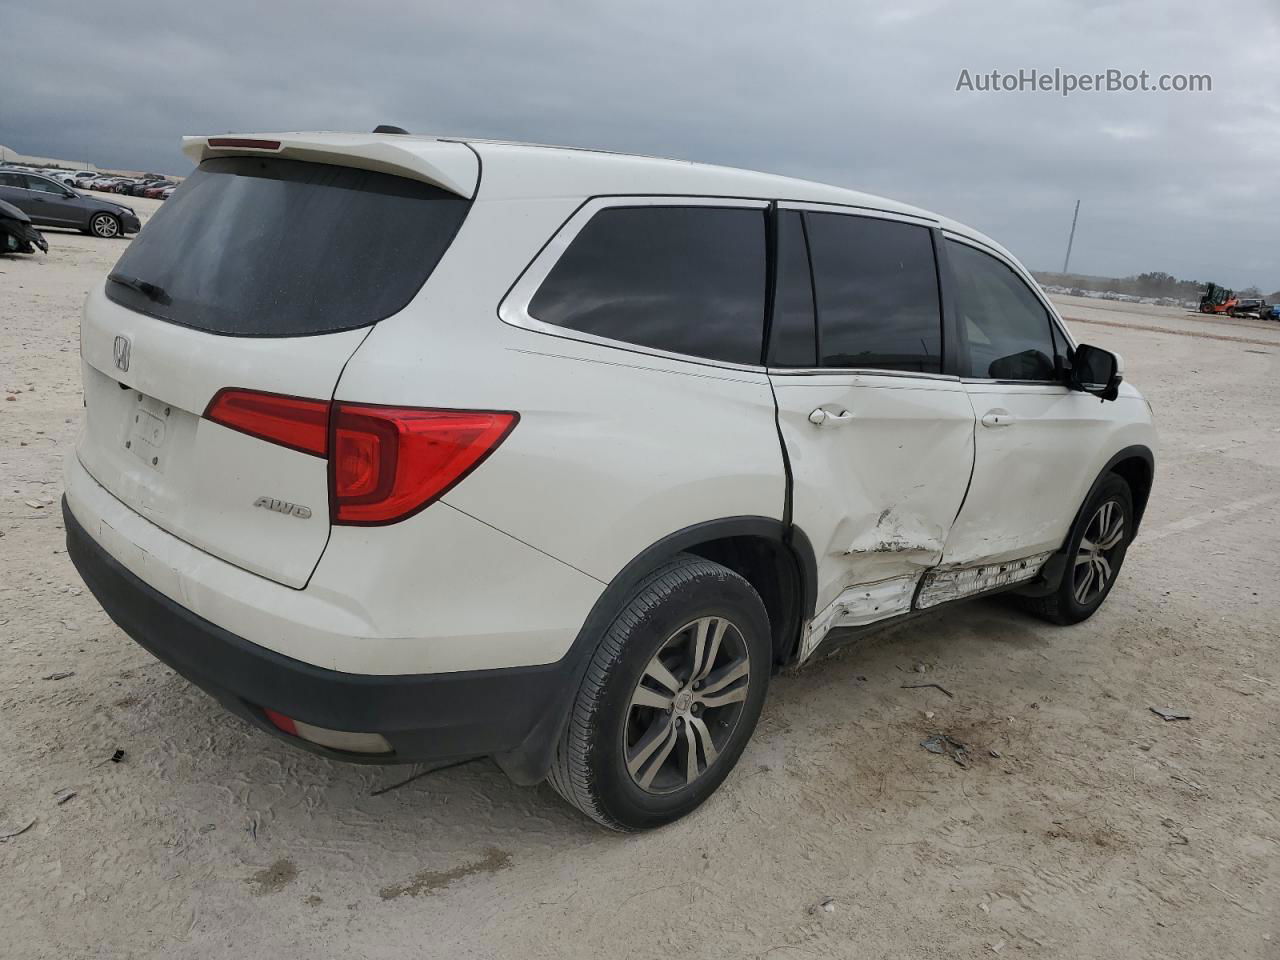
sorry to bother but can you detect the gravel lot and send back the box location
[2,207,1278,959]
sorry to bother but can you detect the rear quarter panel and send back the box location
[334,196,786,583]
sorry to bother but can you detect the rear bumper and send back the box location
[64,497,575,766]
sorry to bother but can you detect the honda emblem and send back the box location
[113,335,131,372]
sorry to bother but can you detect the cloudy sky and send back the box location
[5,0,1278,288]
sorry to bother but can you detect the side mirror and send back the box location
[1070,343,1123,401]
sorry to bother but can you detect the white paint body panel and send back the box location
[76,283,366,588]
[64,453,603,674]
[181,133,480,197]
[772,372,976,650]
[944,383,1153,565]
[338,192,786,583]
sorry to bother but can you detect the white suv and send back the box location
[65,131,1156,830]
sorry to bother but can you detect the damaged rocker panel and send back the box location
[800,575,918,661]
[914,551,1053,609]
[798,550,1054,662]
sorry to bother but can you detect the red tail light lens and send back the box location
[204,389,329,457]
[331,405,518,525]
[204,389,516,525]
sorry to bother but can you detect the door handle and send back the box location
[980,410,1015,428]
[808,408,855,427]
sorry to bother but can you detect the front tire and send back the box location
[548,555,771,831]
[1021,474,1133,625]
[89,213,120,238]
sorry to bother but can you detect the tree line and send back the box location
[1032,270,1277,303]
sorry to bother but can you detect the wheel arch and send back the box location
[1017,444,1154,599]
[1106,446,1154,531]
[493,516,817,785]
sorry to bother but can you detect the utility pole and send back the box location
[1062,199,1081,274]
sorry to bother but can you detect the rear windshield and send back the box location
[105,157,471,336]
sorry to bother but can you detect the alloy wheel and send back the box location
[1073,499,1126,605]
[92,214,119,238]
[624,616,751,794]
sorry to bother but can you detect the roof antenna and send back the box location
[373,124,410,135]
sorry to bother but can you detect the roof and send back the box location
[180,131,1015,262]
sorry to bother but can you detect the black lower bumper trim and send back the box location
[63,497,571,765]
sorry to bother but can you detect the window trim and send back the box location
[498,195,772,372]
[940,231,1078,386]
[767,202,955,379]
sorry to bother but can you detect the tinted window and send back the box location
[24,176,64,194]
[805,213,942,372]
[768,210,817,366]
[948,240,1057,380]
[528,206,766,365]
[105,157,471,337]
[0,172,23,188]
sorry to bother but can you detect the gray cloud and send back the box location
[5,0,1278,287]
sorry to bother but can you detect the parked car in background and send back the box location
[0,170,140,237]
[142,182,176,198]
[123,179,169,196]
[63,131,1156,831]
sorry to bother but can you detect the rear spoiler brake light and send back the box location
[206,138,282,151]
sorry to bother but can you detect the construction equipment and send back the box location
[1199,282,1238,315]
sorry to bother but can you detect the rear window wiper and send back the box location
[108,272,170,305]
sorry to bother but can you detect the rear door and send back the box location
[938,235,1101,566]
[768,207,975,657]
[76,151,473,587]
[0,171,37,220]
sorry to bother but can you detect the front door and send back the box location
[768,207,975,659]
[938,235,1100,568]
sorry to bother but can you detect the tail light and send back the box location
[204,389,329,456]
[331,405,518,525]
[205,390,517,526]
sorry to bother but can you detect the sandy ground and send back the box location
[2,215,1278,959]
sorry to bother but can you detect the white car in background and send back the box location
[64,130,1156,831]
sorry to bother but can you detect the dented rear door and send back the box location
[768,207,975,657]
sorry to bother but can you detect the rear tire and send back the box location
[548,554,771,831]
[1020,474,1133,625]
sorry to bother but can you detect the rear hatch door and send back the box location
[77,145,474,587]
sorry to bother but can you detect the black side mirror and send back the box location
[1069,343,1123,401]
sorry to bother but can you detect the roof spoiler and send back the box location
[181,132,479,198]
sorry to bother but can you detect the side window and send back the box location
[767,210,817,366]
[23,176,63,195]
[805,212,943,373]
[0,172,25,188]
[947,240,1058,381]
[528,205,767,365]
